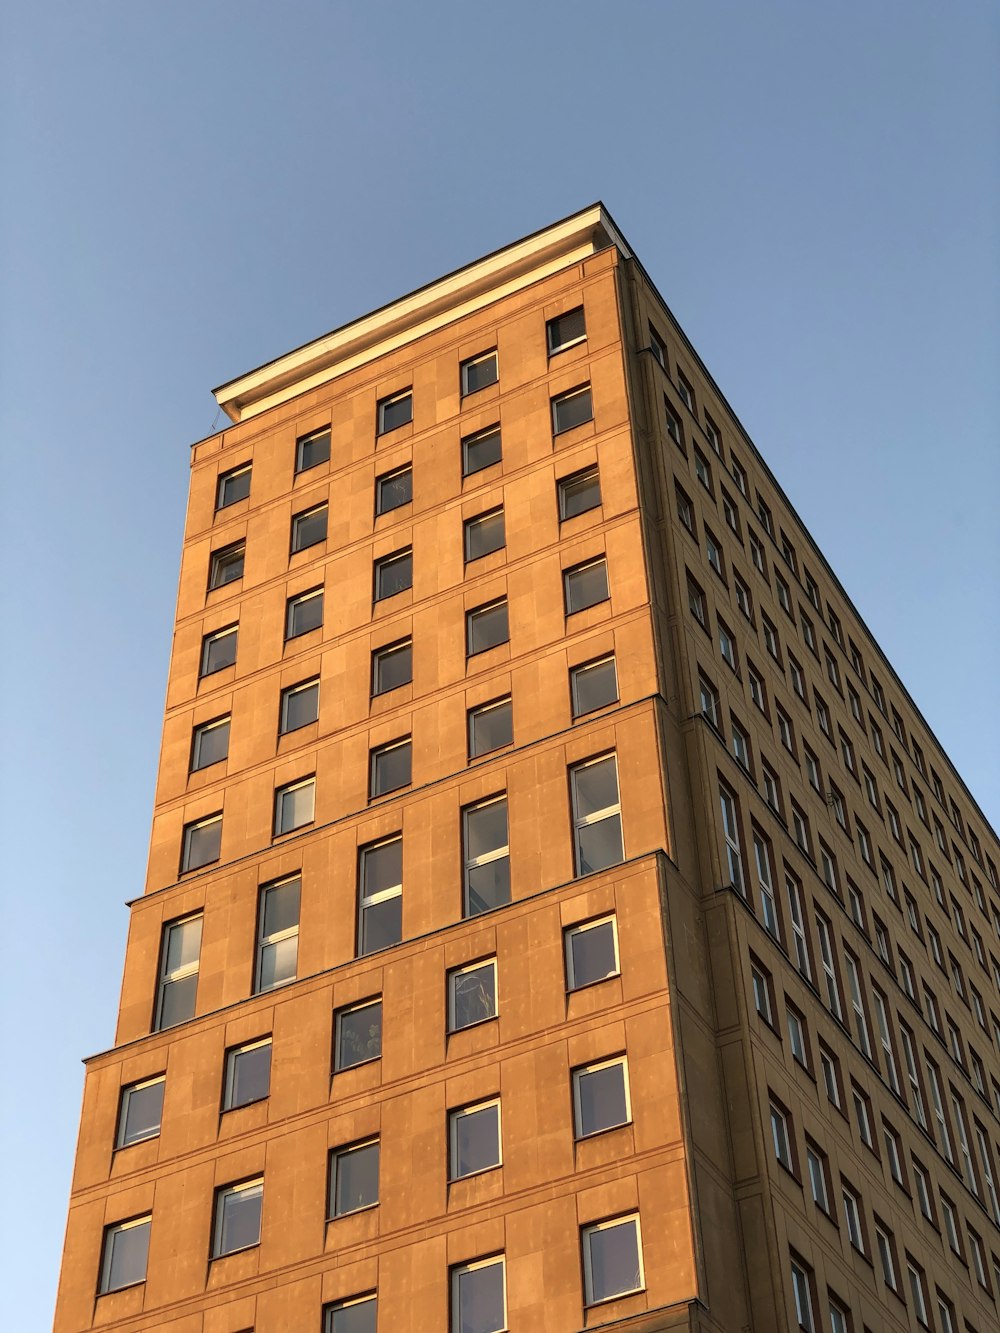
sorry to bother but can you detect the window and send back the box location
[462,424,502,476]
[369,738,411,797]
[279,677,319,734]
[762,614,781,662]
[735,573,753,621]
[940,1192,962,1254]
[787,1003,809,1068]
[842,1182,865,1252]
[791,802,811,856]
[722,489,741,536]
[99,1216,150,1293]
[695,448,713,494]
[559,465,601,519]
[688,573,707,626]
[751,957,775,1026]
[665,398,683,446]
[375,463,412,513]
[770,1099,795,1171]
[358,837,403,955]
[208,541,245,590]
[843,951,872,1059]
[789,655,806,701]
[564,557,610,613]
[899,1024,928,1128]
[465,509,505,561]
[565,916,619,989]
[649,324,665,366]
[786,874,812,979]
[448,958,497,1031]
[754,831,780,938]
[825,651,841,692]
[675,482,695,533]
[295,426,330,472]
[855,820,873,868]
[217,462,251,508]
[213,1179,262,1257]
[273,776,315,835]
[582,1215,644,1305]
[335,1000,382,1070]
[731,454,748,495]
[377,389,412,434]
[815,913,844,1021]
[731,718,752,771]
[777,706,795,756]
[848,683,864,724]
[912,1157,934,1220]
[325,1298,377,1333]
[373,547,413,599]
[819,841,839,895]
[372,638,412,693]
[574,1058,631,1137]
[200,623,238,676]
[790,1256,816,1331]
[190,716,230,772]
[463,797,510,915]
[547,306,586,353]
[820,1042,843,1110]
[450,1100,501,1178]
[551,384,593,434]
[461,349,498,395]
[290,503,328,553]
[762,760,782,814]
[756,495,773,536]
[804,746,821,792]
[806,1140,831,1212]
[749,531,766,576]
[851,1082,874,1149]
[255,876,299,991]
[871,989,900,1094]
[775,573,791,616]
[285,587,324,639]
[968,1227,990,1289]
[223,1038,271,1110]
[452,1256,506,1333]
[466,599,509,654]
[875,1221,898,1291]
[705,413,723,455]
[748,663,767,714]
[705,529,723,577]
[570,656,618,717]
[800,610,817,653]
[116,1076,165,1149]
[154,915,202,1029]
[330,1140,380,1216]
[906,1258,929,1327]
[468,697,513,757]
[699,674,720,730]
[936,1293,956,1333]
[676,369,695,412]
[571,755,624,876]
[720,786,745,894]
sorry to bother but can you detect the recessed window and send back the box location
[295,427,331,473]
[582,1215,644,1305]
[466,599,509,655]
[200,623,238,676]
[373,547,413,600]
[468,697,513,758]
[279,677,319,734]
[649,324,666,367]
[154,914,202,1030]
[223,1038,272,1110]
[190,716,230,772]
[664,397,684,448]
[806,1140,831,1213]
[551,384,593,434]
[334,999,383,1070]
[570,655,618,718]
[770,1099,794,1171]
[450,1100,502,1178]
[358,837,403,956]
[372,639,413,694]
[448,958,498,1031]
[547,306,586,354]
[285,587,324,639]
[377,389,412,435]
[676,370,695,413]
[216,463,251,509]
[99,1215,150,1293]
[790,1256,816,1331]
[565,915,619,989]
[461,350,498,396]
[571,754,624,876]
[675,482,694,533]
[564,557,609,614]
[274,776,315,835]
[573,1057,630,1137]
[462,424,502,476]
[730,455,748,495]
[181,814,221,873]
[116,1077,165,1149]
[463,797,510,916]
[558,466,601,519]
[324,1296,377,1333]
[329,1139,380,1216]
[375,464,412,514]
[255,877,299,991]
[687,573,707,626]
[465,508,505,561]
[452,1257,506,1333]
[705,414,723,456]
[291,504,328,553]
[208,541,245,590]
[213,1179,262,1258]
[694,448,713,494]
[369,738,411,797]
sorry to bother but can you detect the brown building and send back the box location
[55,204,1000,1333]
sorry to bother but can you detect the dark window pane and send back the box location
[262,879,299,937]
[201,626,238,676]
[466,859,510,917]
[286,590,324,638]
[296,428,331,472]
[574,758,618,818]
[374,549,413,600]
[465,510,505,561]
[101,1219,150,1292]
[462,351,498,395]
[565,560,609,613]
[571,658,618,717]
[576,815,624,875]
[337,1003,382,1068]
[118,1079,164,1148]
[326,1299,377,1333]
[456,1262,505,1333]
[373,641,412,693]
[462,426,502,476]
[452,1104,500,1177]
[191,718,230,771]
[157,973,197,1029]
[280,680,319,733]
[576,1063,628,1136]
[217,465,251,508]
[568,920,618,988]
[215,1182,262,1255]
[547,306,586,352]
[360,895,402,955]
[587,1219,641,1303]
[291,505,328,552]
[209,543,245,589]
[451,962,497,1030]
[467,602,509,655]
[182,817,221,871]
[376,466,412,513]
[363,839,402,896]
[469,699,513,757]
[552,386,593,434]
[371,742,411,796]
[378,391,412,434]
[332,1141,380,1215]
[225,1041,271,1109]
[559,467,601,519]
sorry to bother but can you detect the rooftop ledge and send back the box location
[212,202,630,424]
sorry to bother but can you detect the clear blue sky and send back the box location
[1,2,997,1325]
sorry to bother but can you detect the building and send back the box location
[54,204,1000,1333]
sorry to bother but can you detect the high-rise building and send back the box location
[55,204,999,1333]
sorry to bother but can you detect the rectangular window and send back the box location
[547,306,586,353]
[731,718,752,771]
[452,1257,506,1333]
[116,1076,165,1149]
[369,738,411,797]
[564,557,609,613]
[787,1003,809,1068]
[190,716,230,772]
[851,1082,874,1149]
[785,874,812,979]
[574,1058,631,1137]
[722,489,741,535]
[699,674,720,729]
[373,547,413,600]
[285,587,324,639]
[675,482,694,533]
[906,1258,929,1327]
[464,509,505,561]
[200,623,238,676]
[695,448,713,494]
[570,655,618,717]
[223,1037,271,1110]
[371,638,412,694]
[464,797,510,916]
[820,1041,843,1110]
[450,1100,502,1178]
[842,1181,865,1252]
[99,1215,150,1293]
[676,369,695,412]
[749,531,766,576]
[761,614,781,662]
[208,541,245,590]
[649,324,665,367]
[806,1140,831,1212]
[762,761,782,814]
[329,1139,380,1216]
[688,573,707,626]
[770,1098,794,1171]
[754,830,780,939]
[358,837,403,955]
[375,463,412,514]
[468,697,513,757]
[572,755,624,877]
[213,1179,262,1257]
[756,495,773,536]
[705,413,723,455]
[565,915,619,989]
[462,424,502,476]
[466,600,509,655]
[843,951,873,1059]
[154,914,202,1030]
[720,786,745,895]
[582,1215,644,1305]
[334,999,383,1070]
[731,455,748,495]
[814,912,843,1021]
[448,958,497,1031]
[790,1256,816,1332]
[551,384,593,434]
[912,1157,934,1220]
[273,776,315,835]
[719,619,737,670]
[558,465,601,519]
[279,677,319,734]
[255,877,299,991]
[295,426,330,473]
[461,349,498,395]
[875,1222,898,1291]
[377,389,412,434]
[748,663,767,714]
[217,463,251,508]
[290,503,328,553]
[324,1297,377,1333]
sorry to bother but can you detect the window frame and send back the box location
[212,1177,263,1259]
[449,1098,502,1179]
[222,1036,272,1112]
[571,754,624,878]
[179,810,222,871]
[254,876,300,993]
[581,1214,645,1307]
[460,349,498,396]
[572,1057,632,1139]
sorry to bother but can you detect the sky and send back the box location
[1,1,998,1325]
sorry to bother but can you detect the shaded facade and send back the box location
[55,205,1000,1333]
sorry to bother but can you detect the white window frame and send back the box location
[447,958,498,1032]
[223,1037,272,1111]
[213,1178,263,1258]
[564,915,620,990]
[571,755,624,877]
[254,877,300,994]
[99,1215,151,1293]
[329,1138,380,1218]
[572,1057,632,1138]
[582,1214,645,1306]
[116,1077,165,1150]
[279,677,319,734]
[449,1099,502,1179]
[274,776,315,836]
[357,837,403,956]
[155,914,202,1031]
[460,349,498,396]
[720,787,744,895]
[451,1256,507,1333]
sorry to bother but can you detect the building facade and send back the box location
[55,205,1000,1333]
